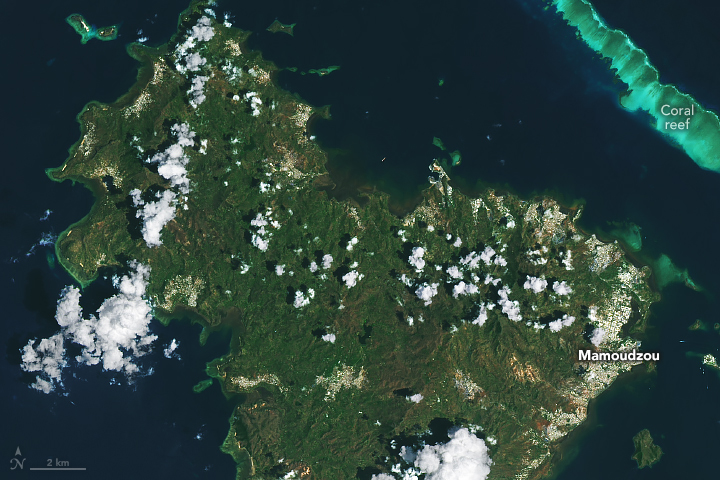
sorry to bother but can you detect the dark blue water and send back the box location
[2,0,719,478]
[591,0,720,112]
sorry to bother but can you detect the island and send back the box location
[632,429,663,469]
[432,136,462,166]
[266,19,296,36]
[44,1,660,478]
[66,14,119,44]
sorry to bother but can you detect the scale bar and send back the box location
[29,468,87,471]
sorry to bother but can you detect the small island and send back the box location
[66,14,118,44]
[266,19,296,36]
[632,429,663,468]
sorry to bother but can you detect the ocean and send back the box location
[2,0,718,478]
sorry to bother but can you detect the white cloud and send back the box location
[347,236,359,251]
[446,265,462,279]
[472,305,489,326]
[135,189,177,247]
[498,286,521,321]
[409,393,423,403]
[552,281,572,295]
[548,314,575,332]
[452,281,479,298]
[409,246,426,271]
[480,246,495,265]
[189,75,209,108]
[322,254,333,269]
[191,16,215,42]
[460,252,482,270]
[370,475,395,480]
[252,234,269,251]
[414,428,492,480]
[129,188,143,206]
[309,261,318,272]
[493,255,507,267]
[23,262,157,393]
[185,53,206,72]
[453,237,462,248]
[293,288,315,308]
[146,123,196,194]
[590,327,606,346]
[245,91,262,116]
[276,264,285,276]
[163,338,180,358]
[21,333,67,393]
[523,276,547,293]
[343,270,363,288]
[415,282,439,306]
[77,262,155,373]
[401,446,417,463]
[321,333,336,343]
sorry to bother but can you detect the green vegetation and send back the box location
[66,14,118,44]
[49,2,659,478]
[286,65,341,76]
[266,19,296,36]
[193,378,214,393]
[631,429,663,468]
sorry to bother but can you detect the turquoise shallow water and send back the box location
[2,0,719,478]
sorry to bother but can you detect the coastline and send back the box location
[44,1,665,478]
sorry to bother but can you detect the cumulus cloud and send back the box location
[523,276,547,293]
[134,189,177,248]
[21,262,157,393]
[370,475,395,480]
[249,211,278,252]
[293,288,315,308]
[553,281,572,295]
[446,265,462,279]
[498,286,521,321]
[480,246,495,265]
[343,270,363,288]
[414,428,492,480]
[346,237,358,251]
[452,281,479,298]
[460,252,482,270]
[548,314,575,332]
[252,234,269,251]
[590,327,606,346]
[321,333,336,343]
[322,254,333,269]
[416,282,439,306]
[453,237,462,248]
[21,333,67,393]
[245,91,262,116]
[191,16,215,42]
[189,75,209,108]
[409,393,423,403]
[163,338,180,358]
[146,123,196,194]
[472,305,489,326]
[409,246,426,271]
[70,262,155,373]
[185,53,206,72]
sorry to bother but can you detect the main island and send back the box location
[44,1,659,478]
